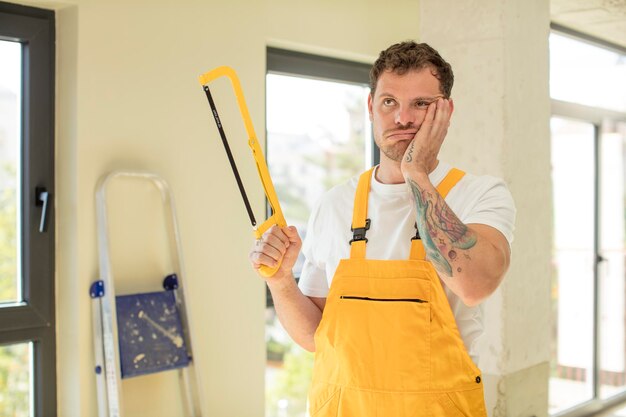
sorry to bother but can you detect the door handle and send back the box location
[35,187,49,233]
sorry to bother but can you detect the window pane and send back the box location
[549,117,596,413]
[0,40,22,304]
[266,73,371,277]
[0,342,32,417]
[550,33,626,113]
[600,121,626,399]
[265,73,370,417]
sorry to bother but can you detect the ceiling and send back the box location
[551,0,626,49]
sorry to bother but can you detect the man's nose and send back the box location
[394,106,420,127]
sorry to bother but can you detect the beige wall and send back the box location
[46,0,420,415]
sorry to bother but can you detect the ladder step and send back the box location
[116,291,190,379]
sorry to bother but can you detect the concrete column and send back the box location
[420,1,552,416]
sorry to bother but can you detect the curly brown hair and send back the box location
[369,41,454,98]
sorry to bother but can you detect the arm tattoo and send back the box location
[407,178,477,277]
[428,197,477,249]
[405,142,414,163]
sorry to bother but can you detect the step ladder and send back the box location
[90,171,203,417]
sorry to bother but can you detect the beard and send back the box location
[376,137,412,162]
[374,123,417,162]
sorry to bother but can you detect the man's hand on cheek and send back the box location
[401,98,452,177]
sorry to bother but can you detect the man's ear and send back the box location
[449,98,454,116]
[367,93,373,121]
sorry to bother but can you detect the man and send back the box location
[250,41,515,416]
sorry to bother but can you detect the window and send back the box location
[264,48,374,417]
[549,27,626,416]
[0,2,56,416]
[550,31,626,113]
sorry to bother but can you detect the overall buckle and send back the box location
[350,219,371,244]
[411,222,421,241]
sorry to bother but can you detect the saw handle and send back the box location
[199,66,287,278]
[254,214,288,278]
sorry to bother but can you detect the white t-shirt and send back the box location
[298,161,516,362]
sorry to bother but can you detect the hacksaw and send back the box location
[199,66,286,278]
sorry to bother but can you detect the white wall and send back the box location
[421,0,552,416]
[49,0,419,415]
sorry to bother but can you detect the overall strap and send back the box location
[349,168,374,259]
[409,168,466,260]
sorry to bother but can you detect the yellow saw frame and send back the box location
[199,66,286,277]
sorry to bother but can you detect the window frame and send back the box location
[550,24,626,417]
[264,47,377,307]
[0,1,56,415]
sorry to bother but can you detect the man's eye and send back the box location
[383,98,396,106]
[416,100,431,108]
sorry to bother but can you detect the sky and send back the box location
[0,40,21,96]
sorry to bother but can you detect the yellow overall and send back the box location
[308,167,487,417]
